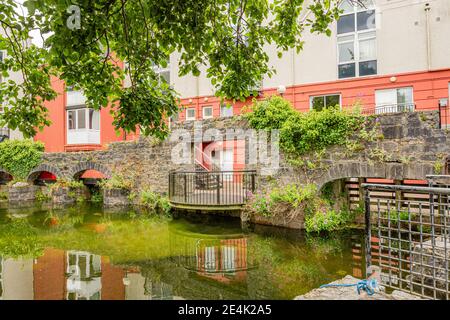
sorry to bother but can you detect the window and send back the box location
[67,108,100,130]
[153,61,170,84]
[310,94,341,111]
[337,0,377,79]
[202,106,213,119]
[220,104,234,117]
[375,87,414,114]
[67,108,100,144]
[186,108,196,121]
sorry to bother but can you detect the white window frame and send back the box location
[186,108,196,121]
[309,94,342,110]
[202,106,213,119]
[152,62,170,84]
[375,87,414,114]
[66,107,101,145]
[67,108,100,131]
[337,0,377,79]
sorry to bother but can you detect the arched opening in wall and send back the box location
[0,171,13,185]
[446,156,450,174]
[73,169,107,201]
[29,171,58,186]
[74,169,107,186]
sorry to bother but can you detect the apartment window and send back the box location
[153,61,170,84]
[67,108,99,130]
[202,106,213,119]
[310,94,341,111]
[67,107,100,144]
[186,108,196,121]
[337,0,377,79]
[375,87,414,114]
[220,104,234,117]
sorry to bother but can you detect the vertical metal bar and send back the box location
[184,174,187,203]
[408,201,413,294]
[364,187,372,275]
[216,173,221,205]
[430,191,437,299]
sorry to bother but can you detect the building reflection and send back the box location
[169,226,255,284]
[66,251,102,300]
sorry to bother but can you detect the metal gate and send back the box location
[363,183,450,300]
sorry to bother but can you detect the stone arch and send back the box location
[0,167,13,185]
[315,162,434,191]
[27,164,64,183]
[69,161,112,180]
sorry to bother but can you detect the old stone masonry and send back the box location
[20,111,450,195]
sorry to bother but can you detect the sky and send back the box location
[15,0,45,47]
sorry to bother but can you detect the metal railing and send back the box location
[363,183,450,300]
[169,170,257,207]
[352,103,416,116]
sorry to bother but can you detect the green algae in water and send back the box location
[0,203,365,300]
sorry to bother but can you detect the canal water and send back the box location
[0,203,365,300]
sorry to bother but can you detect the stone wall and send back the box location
[33,110,449,198]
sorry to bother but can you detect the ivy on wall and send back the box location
[244,95,364,156]
[0,139,44,180]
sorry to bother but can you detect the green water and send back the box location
[0,202,365,300]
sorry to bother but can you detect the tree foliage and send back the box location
[0,0,348,138]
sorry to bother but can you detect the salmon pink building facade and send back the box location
[33,0,450,175]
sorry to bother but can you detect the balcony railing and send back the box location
[169,170,257,208]
[342,103,416,116]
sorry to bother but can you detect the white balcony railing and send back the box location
[67,129,100,145]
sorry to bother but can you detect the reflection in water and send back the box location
[66,251,102,300]
[169,228,255,285]
[0,204,366,300]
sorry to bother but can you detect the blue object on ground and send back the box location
[319,279,378,296]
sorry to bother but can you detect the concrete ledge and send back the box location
[294,275,424,300]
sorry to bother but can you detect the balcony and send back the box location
[67,90,87,107]
[169,170,257,210]
[356,103,416,116]
[67,130,100,145]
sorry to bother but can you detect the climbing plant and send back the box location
[244,95,365,157]
[0,139,44,180]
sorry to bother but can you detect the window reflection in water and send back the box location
[66,251,102,300]
[170,227,255,284]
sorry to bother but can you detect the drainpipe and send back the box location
[425,3,432,71]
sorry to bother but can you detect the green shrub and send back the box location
[248,184,318,218]
[139,190,171,215]
[90,190,103,203]
[0,191,8,200]
[0,139,44,180]
[35,189,51,202]
[244,96,364,156]
[244,95,298,130]
[280,107,363,156]
[50,179,85,190]
[304,208,351,233]
[98,174,133,190]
